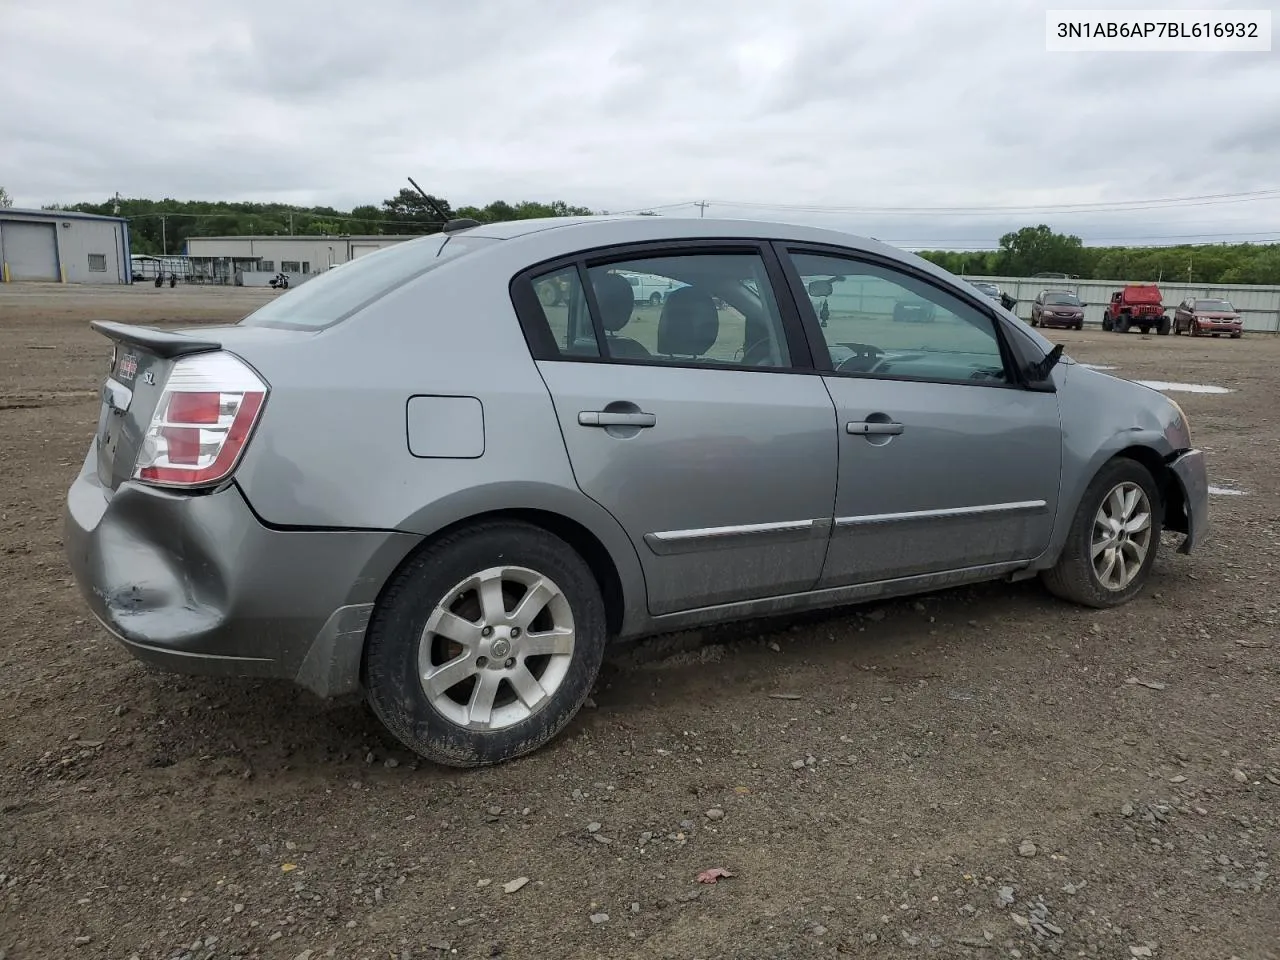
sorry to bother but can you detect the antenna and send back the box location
[407,177,451,222]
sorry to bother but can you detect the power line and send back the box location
[699,188,1280,216]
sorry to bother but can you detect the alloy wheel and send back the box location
[1091,482,1153,591]
[418,566,576,730]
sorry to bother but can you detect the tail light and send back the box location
[133,352,268,489]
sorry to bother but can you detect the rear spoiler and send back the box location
[90,320,222,359]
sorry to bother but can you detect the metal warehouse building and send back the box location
[184,234,416,277]
[0,208,131,284]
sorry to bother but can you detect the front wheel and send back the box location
[1102,314,1113,332]
[1041,458,1163,609]
[1116,316,1130,333]
[363,521,607,767]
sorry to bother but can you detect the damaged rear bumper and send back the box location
[1167,448,1210,554]
[63,451,418,697]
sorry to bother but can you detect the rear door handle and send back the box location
[579,411,657,428]
[847,420,904,436]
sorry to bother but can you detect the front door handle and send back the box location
[847,420,904,436]
[579,410,657,428]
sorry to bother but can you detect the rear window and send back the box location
[238,235,498,330]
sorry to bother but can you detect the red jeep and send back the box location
[1102,284,1169,335]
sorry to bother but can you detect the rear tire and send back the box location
[1041,458,1163,609]
[363,521,607,767]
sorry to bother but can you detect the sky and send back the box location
[2,0,1278,250]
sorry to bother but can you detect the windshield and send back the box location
[238,234,498,330]
[1045,293,1081,306]
[1196,299,1235,311]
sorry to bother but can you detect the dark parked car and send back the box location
[1031,291,1085,330]
[1173,298,1243,338]
[64,215,1209,768]
[968,280,1001,302]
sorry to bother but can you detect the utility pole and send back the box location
[161,215,167,256]
[694,201,709,218]
[1187,255,1193,283]
[289,212,294,235]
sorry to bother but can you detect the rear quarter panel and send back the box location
[229,243,649,628]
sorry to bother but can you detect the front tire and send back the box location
[1041,458,1163,609]
[363,521,607,767]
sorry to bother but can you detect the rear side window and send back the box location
[239,235,498,330]
[529,268,601,357]
[519,250,793,369]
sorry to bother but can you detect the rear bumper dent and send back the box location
[64,453,418,697]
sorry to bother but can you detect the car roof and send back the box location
[461,214,890,251]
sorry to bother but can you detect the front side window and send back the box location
[787,251,1009,384]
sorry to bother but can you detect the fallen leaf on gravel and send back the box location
[768,693,802,700]
[280,863,297,872]
[696,867,734,884]
[1125,678,1167,690]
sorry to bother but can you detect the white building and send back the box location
[0,208,131,284]
[184,234,418,283]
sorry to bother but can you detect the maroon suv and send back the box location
[1173,297,1243,338]
[1031,290,1085,330]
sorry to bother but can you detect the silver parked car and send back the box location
[65,216,1210,767]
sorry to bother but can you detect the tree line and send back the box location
[14,186,1280,286]
[42,189,595,257]
[917,224,1280,286]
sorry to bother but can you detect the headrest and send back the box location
[657,287,719,357]
[592,272,635,334]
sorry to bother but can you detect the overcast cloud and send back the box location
[2,0,1278,248]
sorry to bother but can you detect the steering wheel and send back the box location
[741,338,777,366]
[834,342,885,373]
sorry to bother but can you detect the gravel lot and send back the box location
[1,285,1277,960]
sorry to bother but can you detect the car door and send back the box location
[775,245,1063,587]
[511,243,838,616]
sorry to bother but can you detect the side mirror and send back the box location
[808,279,833,298]
[1027,344,1065,386]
